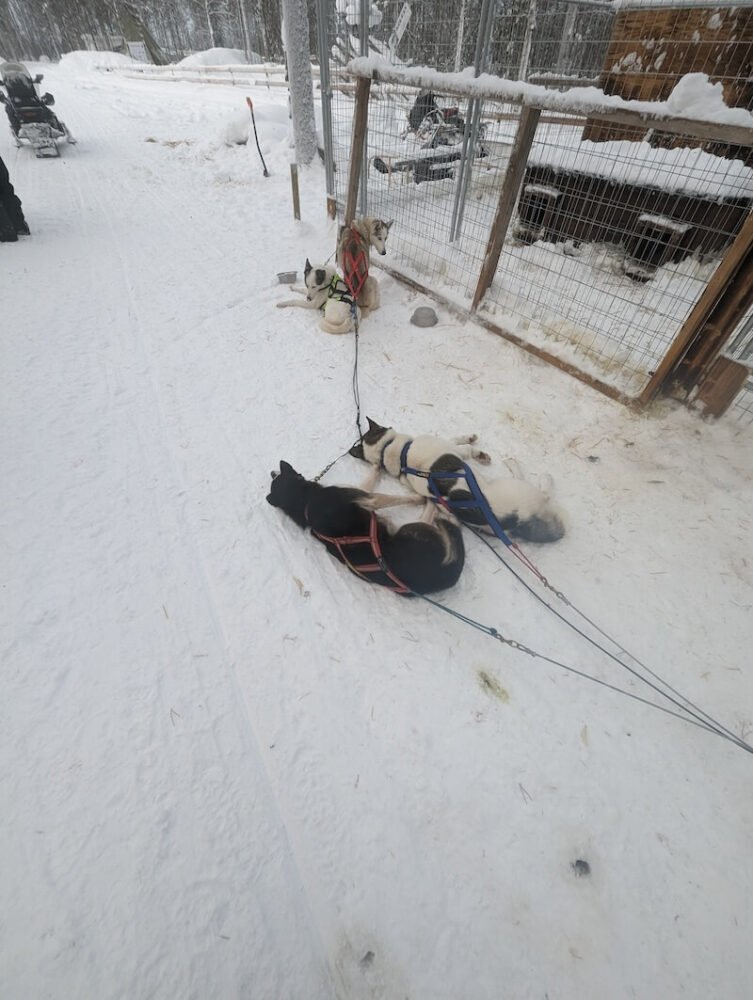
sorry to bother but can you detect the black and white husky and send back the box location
[350,418,566,544]
[266,460,465,594]
[276,259,359,335]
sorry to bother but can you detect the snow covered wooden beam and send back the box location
[347,57,753,148]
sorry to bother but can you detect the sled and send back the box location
[0,61,75,158]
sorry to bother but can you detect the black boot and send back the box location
[0,153,28,240]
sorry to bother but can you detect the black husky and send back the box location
[267,461,465,595]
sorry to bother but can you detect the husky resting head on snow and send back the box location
[350,417,566,544]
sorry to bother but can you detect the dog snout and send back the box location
[379,248,386,255]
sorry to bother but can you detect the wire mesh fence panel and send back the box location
[722,307,753,426]
[729,377,753,425]
[376,0,484,72]
[362,88,518,299]
[488,0,615,83]
[477,117,753,395]
[326,0,482,216]
[320,0,753,402]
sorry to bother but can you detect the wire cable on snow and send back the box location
[466,525,752,754]
[413,589,753,756]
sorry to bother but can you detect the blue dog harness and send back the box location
[397,440,514,548]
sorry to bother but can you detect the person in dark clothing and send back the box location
[0,153,29,241]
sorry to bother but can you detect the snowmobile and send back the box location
[372,91,487,185]
[0,62,76,157]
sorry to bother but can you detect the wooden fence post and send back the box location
[290,163,301,220]
[471,106,541,311]
[344,76,371,225]
[639,210,753,405]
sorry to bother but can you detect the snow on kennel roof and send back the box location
[527,134,753,200]
[348,59,753,138]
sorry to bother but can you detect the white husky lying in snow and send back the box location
[350,417,566,544]
[276,259,359,335]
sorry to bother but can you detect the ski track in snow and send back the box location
[2,62,753,1000]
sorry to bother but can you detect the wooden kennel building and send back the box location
[516,1,753,277]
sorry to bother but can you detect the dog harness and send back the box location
[397,440,514,548]
[308,508,412,594]
[340,226,370,301]
[324,273,356,310]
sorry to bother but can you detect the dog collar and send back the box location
[378,435,411,472]
[378,434,399,470]
[398,439,412,475]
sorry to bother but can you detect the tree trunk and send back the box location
[281,0,317,166]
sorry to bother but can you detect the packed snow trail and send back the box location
[2,59,753,1000]
[1,67,341,1000]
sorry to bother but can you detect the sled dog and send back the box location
[350,417,566,544]
[276,259,360,335]
[266,460,465,595]
[336,216,393,314]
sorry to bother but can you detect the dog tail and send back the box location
[434,512,464,566]
[319,316,353,335]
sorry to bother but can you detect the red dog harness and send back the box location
[310,510,411,594]
[340,226,369,301]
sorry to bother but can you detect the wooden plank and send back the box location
[638,209,753,404]
[290,163,301,221]
[344,76,371,225]
[472,106,541,311]
[583,107,753,148]
[684,259,753,376]
[694,357,751,418]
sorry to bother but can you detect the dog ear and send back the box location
[304,259,312,275]
[385,219,394,231]
[366,416,379,431]
[349,441,365,459]
[279,460,296,475]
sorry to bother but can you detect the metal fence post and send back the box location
[358,0,370,217]
[315,0,337,217]
[449,0,495,243]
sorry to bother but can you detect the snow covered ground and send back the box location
[2,58,753,1000]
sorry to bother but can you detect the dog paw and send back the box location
[473,450,492,465]
[454,434,478,445]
